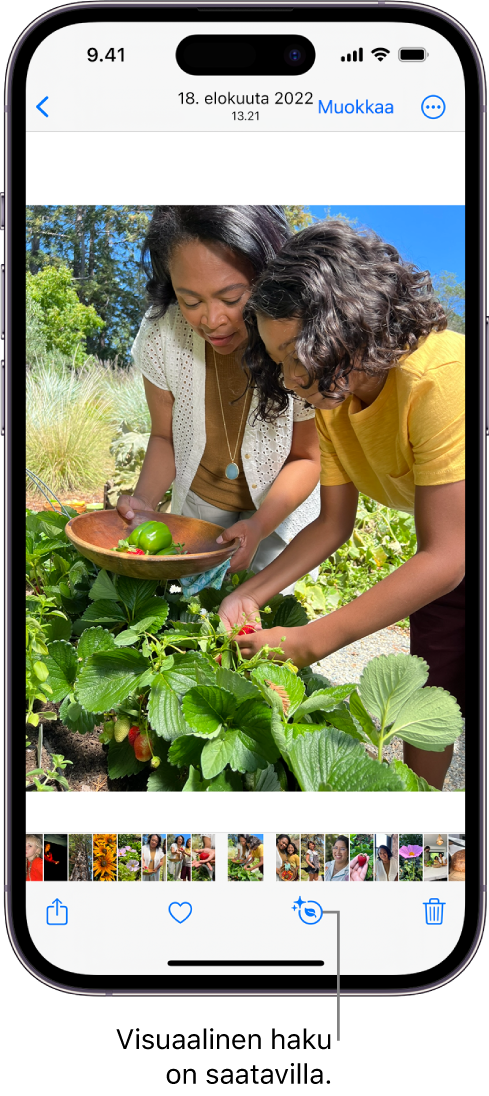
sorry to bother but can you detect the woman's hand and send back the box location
[349,854,369,882]
[235,624,311,668]
[117,494,153,523]
[216,519,262,572]
[219,590,262,634]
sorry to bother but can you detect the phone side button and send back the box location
[1,359,4,436]
[0,193,4,230]
[487,317,489,435]
[1,264,4,339]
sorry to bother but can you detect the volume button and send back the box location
[1,265,4,339]
[1,359,4,436]
[486,317,489,436]
[0,193,4,230]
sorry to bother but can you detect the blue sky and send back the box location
[307,206,465,282]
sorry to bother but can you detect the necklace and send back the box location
[213,347,249,480]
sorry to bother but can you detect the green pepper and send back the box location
[137,521,173,553]
[157,545,180,555]
[127,526,143,547]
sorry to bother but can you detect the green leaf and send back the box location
[44,614,72,642]
[168,734,203,768]
[323,705,368,742]
[390,759,439,792]
[59,698,98,735]
[251,663,305,716]
[206,769,243,791]
[270,709,290,758]
[287,726,406,791]
[182,686,237,738]
[107,736,147,779]
[88,570,120,602]
[387,686,463,751]
[182,765,209,791]
[359,653,428,727]
[300,668,333,695]
[116,576,159,612]
[147,755,187,791]
[201,731,235,779]
[294,684,355,720]
[215,668,261,701]
[131,597,169,632]
[81,600,127,625]
[228,730,267,774]
[349,690,379,746]
[77,626,116,659]
[33,660,49,682]
[254,764,282,791]
[271,595,309,629]
[164,652,211,694]
[43,640,78,702]
[114,630,140,647]
[77,648,150,712]
[148,672,190,741]
[233,697,279,763]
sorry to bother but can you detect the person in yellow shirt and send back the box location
[219,221,465,789]
[243,836,264,874]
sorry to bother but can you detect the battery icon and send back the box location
[399,48,428,61]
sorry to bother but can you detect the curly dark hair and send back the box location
[243,220,447,421]
[377,844,393,860]
[143,205,291,318]
[147,834,162,849]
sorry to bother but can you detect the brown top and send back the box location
[191,343,254,511]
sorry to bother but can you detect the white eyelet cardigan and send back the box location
[131,305,320,543]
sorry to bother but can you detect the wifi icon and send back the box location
[371,47,390,61]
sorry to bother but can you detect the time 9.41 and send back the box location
[87,48,124,62]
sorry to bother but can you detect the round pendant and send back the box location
[225,462,240,480]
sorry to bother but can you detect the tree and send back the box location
[433,271,465,333]
[26,206,153,363]
[26,264,104,363]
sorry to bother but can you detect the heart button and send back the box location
[168,901,192,924]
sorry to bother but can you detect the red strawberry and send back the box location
[214,653,222,665]
[357,854,367,867]
[128,726,139,746]
[128,547,145,556]
[133,733,152,762]
[238,624,257,636]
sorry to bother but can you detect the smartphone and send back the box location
[6,3,484,996]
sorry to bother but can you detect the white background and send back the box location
[2,3,486,1094]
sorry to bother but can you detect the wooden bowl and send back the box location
[65,509,239,579]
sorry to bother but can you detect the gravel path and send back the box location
[313,624,465,791]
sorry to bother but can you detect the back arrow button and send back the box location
[36,96,49,117]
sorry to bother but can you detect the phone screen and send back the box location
[9,5,482,994]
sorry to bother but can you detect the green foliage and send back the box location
[25,517,463,792]
[26,265,104,363]
[228,860,263,881]
[433,271,465,334]
[26,205,152,363]
[295,496,417,624]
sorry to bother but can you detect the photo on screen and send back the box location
[25,834,43,882]
[117,834,142,881]
[301,834,324,881]
[228,834,264,880]
[349,834,374,881]
[167,834,191,882]
[191,834,216,881]
[448,834,465,881]
[43,834,68,882]
[374,834,399,882]
[423,834,448,882]
[324,834,349,882]
[142,834,166,881]
[25,204,464,796]
[92,834,117,882]
[69,834,92,880]
[398,834,424,881]
[276,833,300,881]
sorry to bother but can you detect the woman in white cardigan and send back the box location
[118,207,320,574]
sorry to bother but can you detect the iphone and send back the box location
[5,3,484,994]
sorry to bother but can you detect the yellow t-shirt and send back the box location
[316,330,465,514]
[251,844,264,860]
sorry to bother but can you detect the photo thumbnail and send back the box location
[25,204,464,796]
[349,834,373,881]
[25,834,43,881]
[324,835,349,881]
[69,834,93,880]
[92,834,117,882]
[301,835,324,881]
[142,834,166,881]
[192,835,216,881]
[374,834,399,882]
[43,834,68,882]
[228,835,264,880]
[118,834,142,881]
[167,834,192,881]
[399,835,423,881]
[276,833,300,881]
[423,834,448,882]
